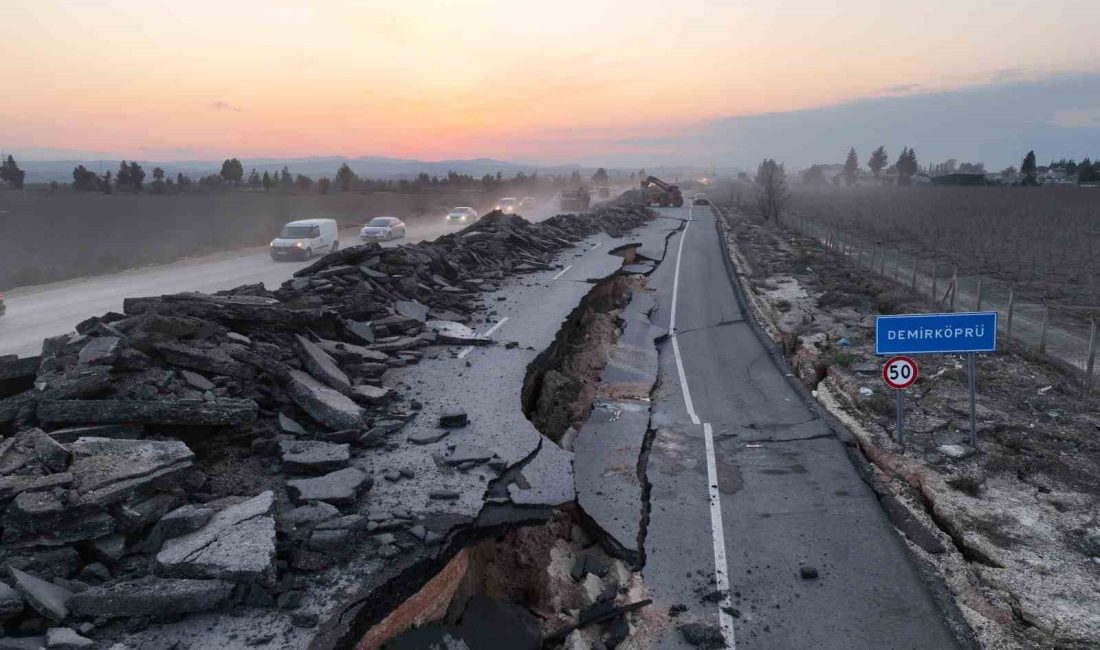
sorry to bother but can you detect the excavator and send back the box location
[640,176,683,208]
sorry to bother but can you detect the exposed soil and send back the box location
[717,205,1100,649]
[522,275,644,446]
[367,507,657,649]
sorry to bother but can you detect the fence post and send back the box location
[879,250,886,275]
[949,266,958,311]
[975,276,983,311]
[1006,287,1015,341]
[1038,299,1049,354]
[1086,315,1097,395]
[911,257,918,291]
[931,263,938,300]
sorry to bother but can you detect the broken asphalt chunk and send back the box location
[287,468,371,507]
[68,577,233,620]
[278,439,350,474]
[156,491,277,585]
[439,411,468,428]
[286,370,365,431]
[8,567,72,622]
[38,398,257,426]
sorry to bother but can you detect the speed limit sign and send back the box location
[882,356,918,390]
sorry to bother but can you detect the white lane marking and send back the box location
[669,207,699,425]
[590,241,602,250]
[551,265,573,281]
[704,422,737,646]
[456,317,509,359]
[668,203,736,649]
[481,317,509,338]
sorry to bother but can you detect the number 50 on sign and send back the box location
[882,356,918,390]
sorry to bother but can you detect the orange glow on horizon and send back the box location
[2,0,1097,162]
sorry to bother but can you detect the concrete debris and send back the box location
[287,468,371,506]
[68,437,194,507]
[0,581,24,619]
[279,439,350,474]
[439,411,468,428]
[44,627,94,649]
[9,567,72,622]
[278,411,307,435]
[156,492,276,584]
[77,336,121,366]
[286,370,365,430]
[0,196,656,646]
[39,398,257,426]
[68,577,233,620]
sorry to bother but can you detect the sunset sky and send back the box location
[2,0,1099,167]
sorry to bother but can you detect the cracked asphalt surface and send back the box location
[641,204,960,649]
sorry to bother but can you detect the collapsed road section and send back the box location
[0,196,660,649]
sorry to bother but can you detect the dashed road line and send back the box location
[668,203,737,649]
[456,317,509,359]
[551,265,573,280]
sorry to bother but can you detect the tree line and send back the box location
[0,154,607,196]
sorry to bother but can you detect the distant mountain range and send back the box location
[11,154,710,184]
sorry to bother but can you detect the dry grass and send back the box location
[789,185,1100,307]
[0,189,490,290]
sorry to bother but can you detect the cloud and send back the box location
[534,71,1100,169]
[879,83,923,94]
[208,100,243,113]
[1052,108,1100,128]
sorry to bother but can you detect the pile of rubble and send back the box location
[0,199,655,647]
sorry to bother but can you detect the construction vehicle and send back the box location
[640,176,683,207]
[559,187,591,212]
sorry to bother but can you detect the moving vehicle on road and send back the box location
[641,175,684,207]
[360,216,406,241]
[496,197,519,214]
[270,218,339,261]
[0,292,6,318]
[692,193,709,205]
[446,207,478,224]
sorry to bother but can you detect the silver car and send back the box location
[446,207,478,224]
[360,216,406,241]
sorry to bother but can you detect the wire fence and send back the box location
[788,214,1099,392]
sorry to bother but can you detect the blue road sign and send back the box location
[875,312,997,355]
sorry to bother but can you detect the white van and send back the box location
[270,218,339,261]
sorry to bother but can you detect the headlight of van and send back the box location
[295,242,304,248]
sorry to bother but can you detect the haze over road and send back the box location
[0,204,559,359]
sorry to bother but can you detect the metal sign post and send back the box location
[883,355,919,444]
[967,352,977,447]
[876,312,997,450]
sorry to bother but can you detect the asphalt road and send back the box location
[642,204,960,649]
[0,205,559,359]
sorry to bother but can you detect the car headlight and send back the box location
[270,241,275,247]
[295,242,304,248]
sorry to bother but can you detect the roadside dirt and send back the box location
[718,206,1100,650]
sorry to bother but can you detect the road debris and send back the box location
[0,197,656,647]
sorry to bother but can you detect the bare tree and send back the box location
[754,159,789,221]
